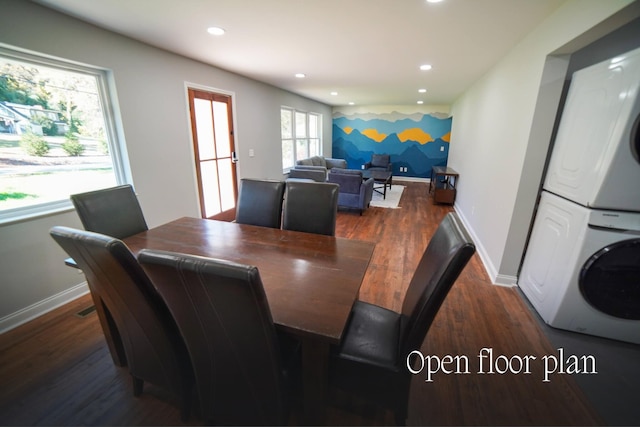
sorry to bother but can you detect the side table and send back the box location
[429,166,458,204]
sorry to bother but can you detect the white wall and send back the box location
[448,0,637,285]
[0,0,331,330]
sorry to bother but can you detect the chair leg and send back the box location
[132,376,143,396]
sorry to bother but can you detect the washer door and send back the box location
[579,238,640,320]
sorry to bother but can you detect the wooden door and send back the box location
[188,88,237,220]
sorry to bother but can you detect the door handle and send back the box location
[232,151,238,163]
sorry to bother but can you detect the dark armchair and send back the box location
[328,212,475,424]
[327,168,374,215]
[365,153,392,172]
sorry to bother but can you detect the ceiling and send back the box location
[34,0,566,107]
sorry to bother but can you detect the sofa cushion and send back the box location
[310,156,327,167]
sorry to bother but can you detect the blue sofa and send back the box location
[327,169,374,215]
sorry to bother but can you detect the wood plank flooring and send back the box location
[0,181,602,425]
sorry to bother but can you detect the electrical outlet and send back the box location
[440,146,445,152]
[249,149,255,157]
[361,165,365,169]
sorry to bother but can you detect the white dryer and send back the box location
[544,45,640,212]
[519,191,640,344]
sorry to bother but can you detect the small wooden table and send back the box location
[362,169,393,199]
[430,166,458,204]
[124,217,375,423]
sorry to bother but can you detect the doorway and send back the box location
[187,88,237,220]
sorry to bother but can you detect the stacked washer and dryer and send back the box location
[518,46,640,345]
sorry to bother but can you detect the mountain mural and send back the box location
[332,112,452,179]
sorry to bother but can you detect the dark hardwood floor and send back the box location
[0,182,602,426]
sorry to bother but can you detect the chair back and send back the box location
[282,181,339,236]
[49,226,192,405]
[370,153,391,170]
[235,178,285,228]
[71,184,148,239]
[400,212,475,356]
[138,250,287,425]
[328,169,363,194]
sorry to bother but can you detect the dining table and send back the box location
[123,216,376,423]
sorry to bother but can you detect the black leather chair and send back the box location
[138,249,290,425]
[69,184,149,367]
[235,178,285,228]
[71,184,148,239]
[329,212,475,424]
[49,227,193,420]
[282,181,339,236]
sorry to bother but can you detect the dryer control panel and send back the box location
[588,209,640,232]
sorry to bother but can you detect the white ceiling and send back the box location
[34,0,566,106]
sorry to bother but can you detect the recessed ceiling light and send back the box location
[295,73,306,78]
[207,26,225,36]
[420,64,432,71]
[417,101,424,104]
[426,0,444,3]
[331,91,338,96]
[418,88,427,93]
[348,102,355,105]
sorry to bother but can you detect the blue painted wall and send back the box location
[332,111,452,179]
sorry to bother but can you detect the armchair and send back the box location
[364,153,392,172]
[327,169,374,215]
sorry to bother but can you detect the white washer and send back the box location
[544,45,640,212]
[519,191,640,344]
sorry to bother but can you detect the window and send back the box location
[0,46,127,223]
[281,107,321,172]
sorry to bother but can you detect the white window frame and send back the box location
[281,107,322,173]
[0,44,129,225]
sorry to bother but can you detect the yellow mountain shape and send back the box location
[343,126,353,134]
[398,128,433,144]
[441,132,451,142]
[361,128,387,142]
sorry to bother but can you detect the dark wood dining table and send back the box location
[123,216,375,423]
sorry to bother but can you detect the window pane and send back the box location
[218,158,235,211]
[282,139,294,170]
[0,50,121,217]
[281,109,292,139]
[309,114,319,138]
[296,139,308,161]
[309,139,320,157]
[200,160,220,217]
[212,100,231,158]
[295,111,306,138]
[194,99,215,160]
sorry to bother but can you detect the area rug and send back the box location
[370,185,404,209]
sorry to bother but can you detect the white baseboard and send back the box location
[0,282,89,334]
[453,205,516,287]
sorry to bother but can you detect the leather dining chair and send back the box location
[328,212,475,424]
[282,180,339,236]
[69,184,149,367]
[235,178,286,228]
[71,184,148,239]
[138,249,291,425]
[49,226,194,420]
